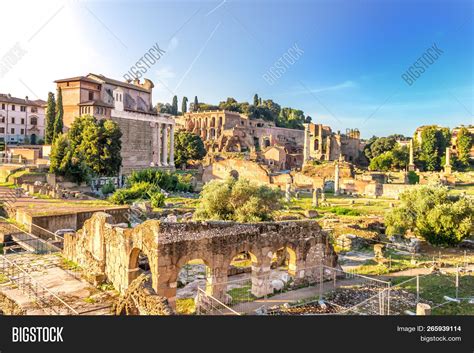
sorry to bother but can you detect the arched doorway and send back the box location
[30,134,37,145]
[129,248,152,289]
[269,246,298,293]
[225,251,258,306]
[176,258,211,314]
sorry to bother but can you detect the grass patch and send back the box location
[327,206,361,216]
[353,251,420,275]
[61,258,82,271]
[391,274,474,315]
[0,273,9,284]
[227,285,255,303]
[176,298,196,315]
[83,297,96,304]
[230,258,252,268]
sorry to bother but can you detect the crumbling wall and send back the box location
[202,158,271,184]
[114,274,173,315]
[0,292,26,315]
[64,212,340,309]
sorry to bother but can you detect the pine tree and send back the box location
[53,87,64,142]
[172,95,178,115]
[194,96,199,112]
[253,94,259,106]
[44,92,56,144]
[181,96,188,114]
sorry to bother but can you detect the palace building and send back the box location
[54,73,175,174]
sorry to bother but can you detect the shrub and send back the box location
[109,182,159,205]
[194,178,283,222]
[407,171,419,185]
[100,180,116,195]
[385,185,473,245]
[150,192,165,208]
[127,168,192,192]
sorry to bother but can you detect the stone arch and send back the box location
[128,247,154,289]
[225,247,271,299]
[210,116,216,127]
[175,256,213,314]
[218,116,223,127]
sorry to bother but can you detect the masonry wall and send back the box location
[202,159,271,185]
[63,212,340,309]
[111,116,154,174]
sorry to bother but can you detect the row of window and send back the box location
[0,117,38,125]
[0,104,38,113]
[80,106,107,115]
[0,127,26,134]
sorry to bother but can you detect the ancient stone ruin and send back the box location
[63,212,340,309]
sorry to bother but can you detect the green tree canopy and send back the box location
[456,127,473,168]
[419,126,451,171]
[49,115,122,182]
[385,186,473,245]
[194,178,283,222]
[174,130,206,167]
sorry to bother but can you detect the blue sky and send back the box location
[1,0,472,138]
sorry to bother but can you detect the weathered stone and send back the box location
[63,212,340,311]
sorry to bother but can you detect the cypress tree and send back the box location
[181,96,188,114]
[194,96,199,112]
[53,87,64,141]
[172,95,178,115]
[253,94,259,106]
[45,92,56,144]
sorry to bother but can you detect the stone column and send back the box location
[285,183,291,202]
[156,123,162,166]
[303,123,311,163]
[408,139,415,171]
[312,188,319,207]
[444,147,452,174]
[161,123,168,166]
[250,251,273,298]
[169,124,175,168]
[150,122,158,166]
[334,162,340,195]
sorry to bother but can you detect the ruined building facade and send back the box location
[63,212,339,309]
[55,73,175,174]
[177,110,304,154]
[303,123,362,163]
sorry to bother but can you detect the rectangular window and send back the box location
[20,129,24,134]
[1,104,4,110]
[21,118,25,125]
[0,117,4,123]
[0,128,4,133]
[20,106,26,112]
[11,105,15,111]
[89,91,94,100]
[11,117,15,124]
[11,128,14,134]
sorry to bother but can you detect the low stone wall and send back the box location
[16,207,129,238]
[0,292,26,315]
[381,184,416,199]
